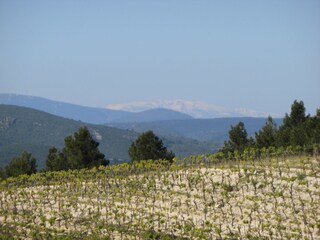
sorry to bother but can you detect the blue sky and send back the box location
[0,0,319,116]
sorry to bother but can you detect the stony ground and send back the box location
[0,156,319,239]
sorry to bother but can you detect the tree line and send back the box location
[0,100,319,179]
[0,126,173,179]
[0,127,102,179]
[221,100,320,155]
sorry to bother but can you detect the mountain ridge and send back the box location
[0,94,193,124]
[105,99,281,118]
[113,108,193,123]
[0,93,130,124]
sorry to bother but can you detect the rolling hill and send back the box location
[0,105,215,169]
[0,94,193,124]
[0,94,131,124]
[108,117,283,142]
[0,104,138,168]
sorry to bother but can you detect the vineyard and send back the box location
[0,152,319,239]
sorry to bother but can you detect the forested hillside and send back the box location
[0,105,215,168]
[220,100,320,156]
[108,117,283,142]
[0,105,136,168]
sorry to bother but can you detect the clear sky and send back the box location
[0,0,319,116]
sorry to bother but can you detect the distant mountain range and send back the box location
[0,94,280,123]
[0,94,193,124]
[105,99,280,118]
[0,94,284,169]
[0,105,215,169]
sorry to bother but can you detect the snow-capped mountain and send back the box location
[105,100,276,118]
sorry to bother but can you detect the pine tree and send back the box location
[255,116,277,148]
[289,100,307,126]
[128,131,175,163]
[222,121,249,153]
[45,147,68,171]
[277,100,309,147]
[62,127,108,169]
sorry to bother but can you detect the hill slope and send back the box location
[0,104,138,168]
[0,105,215,168]
[109,117,283,142]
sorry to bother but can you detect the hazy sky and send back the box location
[1,0,319,116]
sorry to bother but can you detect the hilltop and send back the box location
[0,94,193,124]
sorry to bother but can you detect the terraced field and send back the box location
[0,154,319,239]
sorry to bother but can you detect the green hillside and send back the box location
[0,105,137,168]
[108,117,283,142]
[0,105,216,169]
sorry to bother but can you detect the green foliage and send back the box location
[314,109,320,143]
[128,131,175,163]
[0,105,216,168]
[0,166,6,180]
[289,100,307,126]
[0,105,138,168]
[222,100,319,157]
[111,117,282,143]
[63,126,108,169]
[45,147,68,171]
[276,100,319,147]
[255,116,277,148]
[222,122,250,153]
[45,127,109,171]
[5,151,37,177]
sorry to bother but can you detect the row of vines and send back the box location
[0,151,319,239]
